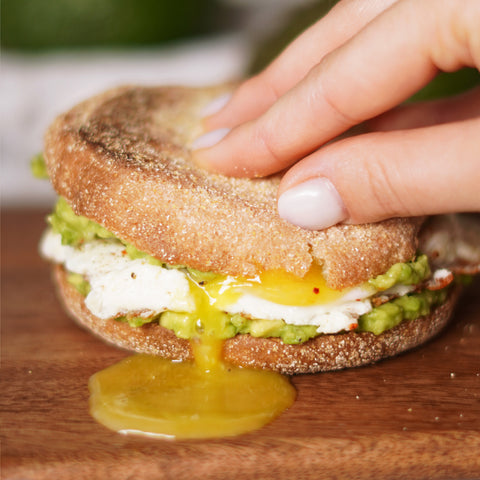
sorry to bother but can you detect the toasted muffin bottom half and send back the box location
[53,265,460,375]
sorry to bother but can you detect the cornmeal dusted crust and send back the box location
[44,85,423,289]
[54,266,459,374]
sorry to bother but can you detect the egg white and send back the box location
[40,230,373,334]
[40,230,194,319]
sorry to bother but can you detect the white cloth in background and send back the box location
[1,34,250,207]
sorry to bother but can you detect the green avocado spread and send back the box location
[47,196,450,344]
[30,153,49,179]
[49,197,117,246]
[369,255,430,290]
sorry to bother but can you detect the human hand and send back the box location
[193,0,480,230]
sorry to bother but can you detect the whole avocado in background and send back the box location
[1,0,218,50]
[249,0,480,101]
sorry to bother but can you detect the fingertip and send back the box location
[191,128,246,176]
[200,93,233,119]
[278,177,348,230]
[190,134,226,174]
[191,128,230,151]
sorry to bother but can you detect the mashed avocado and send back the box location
[157,311,319,344]
[369,255,430,290]
[30,153,49,180]
[48,197,450,343]
[49,197,116,246]
[117,311,320,344]
[49,197,166,266]
[66,272,91,296]
[358,289,447,335]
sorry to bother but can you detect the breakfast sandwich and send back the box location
[38,85,480,375]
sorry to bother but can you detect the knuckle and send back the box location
[255,120,285,168]
[308,63,360,128]
[245,74,282,105]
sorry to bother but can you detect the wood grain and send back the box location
[2,209,480,480]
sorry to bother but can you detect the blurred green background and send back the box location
[246,0,480,101]
[2,0,478,101]
[1,0,222,50]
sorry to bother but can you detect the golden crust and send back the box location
[54,265,459,375]
[44,85,422,289]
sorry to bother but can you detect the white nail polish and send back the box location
[278,178,347,230]
[200,93,232,117]
[192,128,230,150]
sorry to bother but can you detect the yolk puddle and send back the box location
[88,350,295,439]
[88,277,296,439]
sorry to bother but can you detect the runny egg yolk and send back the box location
[199,262,348,308]
[88,275,297,439]
[88,345,296,439]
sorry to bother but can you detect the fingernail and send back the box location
[278,177,347,230]
[192,128,230,150]
[200,93,232,117]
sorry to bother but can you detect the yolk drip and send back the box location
[88,276,296,439]
[201,262,347,308]
[88,351,295,439]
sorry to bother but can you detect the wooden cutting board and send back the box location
[2,209,480,480]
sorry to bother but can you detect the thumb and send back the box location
[277,117,480,229]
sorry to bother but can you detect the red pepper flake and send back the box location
[349,323,358,331]
[313,287,320,294]
[122,249,127,255]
